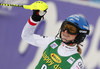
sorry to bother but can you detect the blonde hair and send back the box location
[77,44,83,54]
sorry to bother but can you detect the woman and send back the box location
[21,1,90,69]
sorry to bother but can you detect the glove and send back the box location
[31,10,47,22]
[29,1,48,22]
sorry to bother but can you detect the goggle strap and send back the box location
[79,30,89,35]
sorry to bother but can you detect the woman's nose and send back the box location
[64,30,69,34]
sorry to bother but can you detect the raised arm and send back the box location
[21,1,55,49]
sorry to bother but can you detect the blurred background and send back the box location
[0,0,100,69]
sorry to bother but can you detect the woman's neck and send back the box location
[67,43,76,47]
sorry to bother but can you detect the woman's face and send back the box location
[61,30,77,43]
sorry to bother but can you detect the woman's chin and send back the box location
[61,38,70,43]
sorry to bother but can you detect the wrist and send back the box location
[28,17,39,26]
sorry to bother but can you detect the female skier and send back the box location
[21,1,90,69]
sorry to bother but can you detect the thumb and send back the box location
[39,10,47,16]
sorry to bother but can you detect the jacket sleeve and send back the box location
[70,59,84,69]
[21,17,55,49]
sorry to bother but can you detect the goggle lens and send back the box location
[62,24,78,35]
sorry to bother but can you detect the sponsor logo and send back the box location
[67,57,75,64]
[69,18,75,21]
[78,62,84,69]
[53,64,61,69]
[43,51,54,66]
[83,25,89,29]
[50,42,58,49]
[51,53,61,63]
[70,15,80,21]
[79,30,87,34]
